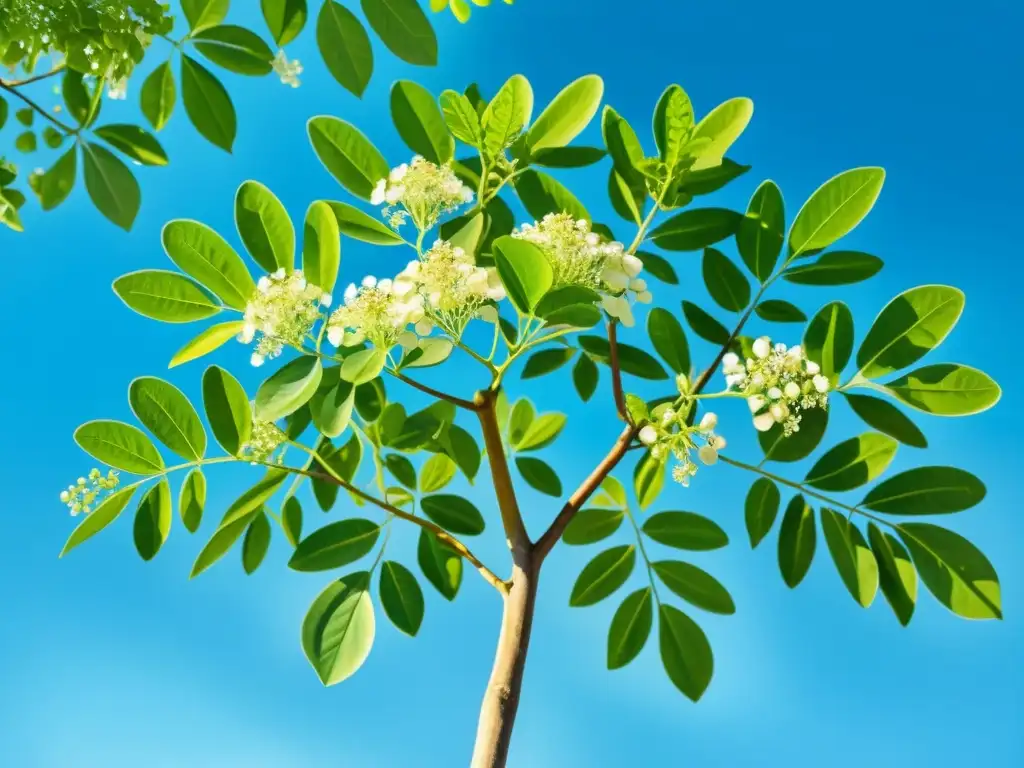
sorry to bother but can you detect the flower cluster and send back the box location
[326,277,423,350]
[241,417,288,464]
[240,269,331,366]
[393,240,505,339]
[722,337,831,436]
[272,49,302,88]
[59,468,119,516]
[370,157,474,231]
[638,408,726,488]
[511,213,650,326]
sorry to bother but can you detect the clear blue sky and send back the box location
[2,1,1022,766]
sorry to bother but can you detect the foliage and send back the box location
[51,55,1002,762]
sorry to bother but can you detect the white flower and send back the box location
[639,425,659,445]
[753,412,776,431]
[107,77,128,100]
[239,270,327,364]
[601,294,634,327]
[372,157,473,231]
[806,360,821,375]
[813,374,830,393]
[251,353,265,367]
[272,49,303,88]
[371,179,387,205]
[784,381,801,399]
[698,444,719,465]
[752,336,771,359]
[700,412,718,430]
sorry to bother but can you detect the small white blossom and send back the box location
[59,468,119,516]
[326,277,422,349]
[242,415,287,464]
[107,77,128,100]
[639,425,659,445]
[272,49,303,87]
[239,269,328,365]
[372,156,473,231]
[636,409,726,488]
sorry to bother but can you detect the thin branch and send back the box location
[388,368,479,411]
[0,80,76,134]
[475,389,530,557]
[1,63,66,87]
[284,455,508,594]
[608,320,628,421]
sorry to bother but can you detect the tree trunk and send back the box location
[469,556,539,768]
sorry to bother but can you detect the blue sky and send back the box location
[2,1,1023,766]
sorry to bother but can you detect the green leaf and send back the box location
[262,0,308,46]
[181,54,236,152]
[681,301,730,345]
[401,337,454,369]
[653,84,695,168]
[843,393,927,448]
[607,588,653,670]
[861,467,985,516]
[777,495,816,588]
[820,510,878,608]
[62,71,100,127]
[308,116,389,201]
[736,180,784,281]
[182,0,228,33]
[645,308,689,376]
[242,511,272,574]
[301,571,375,685]
[803,301,853,381]
[514,168,589,222]
[317,1,373,97]
[15,131,37,152]
[562,508,623,546]
[883,364,1000,416]
[633,452,665,511]
[440,90,482,147]
[745,478,780,548]
[492,235,553,314]
[678,158,750,196]
[15,107,33,127]
[805,433,898,492]
[74,420,164,475]
[532,146,606,168]
[170,321,244,368]
[856,285,964,379]
[755,300,806,323]
[202,365,252,456]
[507,399,534,446]
[289,518,380,572]
[418,530,462,600]
[783,251,883,285]
[380,561,424,636]
[92,124,169,168]
[179,469,206,533]
[140,61,176,132]
[636,251,678,285]
[42,126,64,149]
[255,356,323,421]
[643,511,728,551]
[569,545,636,607]
[312,435,362,510]
[128,377,206,461]
[522,348,575,379]
[390,80,454,163]
[384,453,417,489]
[516,456,562,496]
[82,142,140,231]
[578,336,669,380]
[312,374,355,439]
[34,146,76,211]
[420,454,456,493]
[759,407,828,463]
[789,167,885,256]
[60,487,137,557]
[235,180,295,273]
[534,285,600,317]
[689,96,753,171]
[527,74,603,152]
[481,74,532,156]
[339,347,387,385]
[658,604,714,701]
[162,220,255,309]
[867,522,917,626]
[898,523,1001,620]
[282,496,303,546]
[192,25,274,75]
[325,200,405,245]
[572,353,599,402]
[133,480,172,561]
[361,0,437,66]
[514,413,566,452]
[651,208,742,252]
[702,247,750,312]
[421,494,485,535]
[654,561,735,615]
[302,201,341,294]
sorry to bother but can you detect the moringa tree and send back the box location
[56,71,1002,767]
[0,0,512,231]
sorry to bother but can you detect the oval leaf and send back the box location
[235,180,295,273]
[745,477,780,548]
[202,365,252,456]
[527,74,603,152]
[83,142,140,231]
[129,376,207,461]
[883,364,1000,416]
[861,467,985,516]
[379,561,425,636]
[643,511,728,551]
[74,420,164,475]
[804,433,898,492]
[562,508,624,546]
[308,116,389,201]
[843,393,927,448]
[255,356,323,421]
[778,495,816,588]
[607,588,653,670]
[421,494,485,535]
[361,0,437,66]
[702,247,750,312]
[788,167,885,256]
[60,486,137,557]
[569,545,636,607]
[181,54,236,152]
[867,522,917,626]
[820,510,878,607]
[289,518,381,572]
[301,571,375,685]
[133,479,172,561]
[317,1,373,97]
[654,560,735,614]
[163,219,255,309]
[658,604,714,701]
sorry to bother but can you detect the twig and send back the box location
[608,320,628,421]
[389,368,479,411]
[0,80,76,134]
[475,390,530,558]
[1,63,66,87]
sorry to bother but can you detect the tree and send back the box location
[0,0,513,231]
[54,70,1002,768]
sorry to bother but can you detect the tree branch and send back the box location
[1,63,66,87]
[285,459,508,594]
[475,389,530,557]
[388,368,479,411]
[608,320,628,421]
[0,80,76,134]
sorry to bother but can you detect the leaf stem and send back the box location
[387,367,479,410]
[624,506,662,607]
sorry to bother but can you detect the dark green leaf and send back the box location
[681,301,730,345]
[515,169,589,222]
[654,560,735,614]
[607,588,653,670]
[658,604,713,702]
[646,308,690,375]
[384,453,417,489]
[651,208,742,251]
[179,469,206,533]
[736,180,784,281]
[636,251,678,285]
[862,467,985,516]
[379,561,424,636]
[562,508,623,546]
[755,300,806,323]
[633,452,665,511]
[193,25,274,75]
[702,247,750,312]
[744,477,779,548]
[62,70,100,127]
[361,0,437,66]
[34,147,76,211]
[804,301,853,381]
[804,433,898,492]
[134,480,172,561]
[182,0,228,32]
[83,142,140,231]
[678,158,750,196]
[318,1,373,97]
[289,518,381,572]
[242,511,272,574]
[418,530,462,600]
[867,522,917,625]
[844,393,927,448]
[181,54,236,152]
[391,80,453,163]
[569,545,636,607]
[282,496,303,547]
[783,251,883,285]
[421,494,485,535]
[820,510,878,607]
[578,335,669,380]
[759,407,828,463]
[643,511,728,551]
[140,61,176,131]
[778,495,816,588]
[532,146,606,168]
[492,235,553,314]
[235,180,295,272]
[572,353,599,402]
[522,347,575,379]
[515,456,562,496]
[262,0,308,46]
